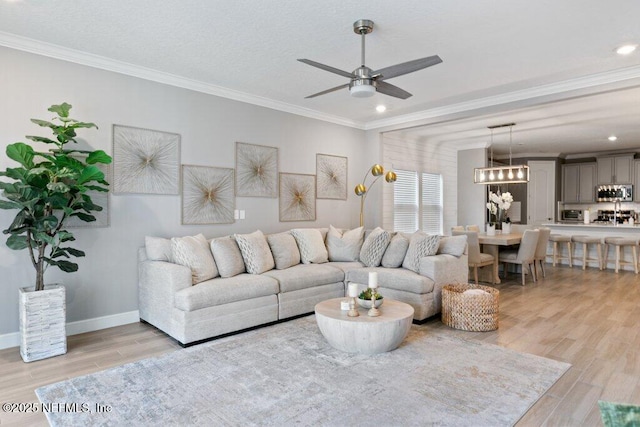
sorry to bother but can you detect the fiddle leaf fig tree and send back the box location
[0,103,112,291]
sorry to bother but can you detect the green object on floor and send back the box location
[599,401,640,427]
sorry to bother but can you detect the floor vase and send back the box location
[19,284,67,362]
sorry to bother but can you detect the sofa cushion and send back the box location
[234,230,275,274]
[174,274,279,311]
[290,229,329,264]
[262,264,344,293]
[359,227,391,267]
[438,235,467,257]
[326,225,364,262]
[402,232,441,273]
[267,232,301,270]
[346,267,435,294]
[145,236,172,261]
[171,234,219,284]
[326,261,365,273]
[381,232,410,268]
[210,237,246,278]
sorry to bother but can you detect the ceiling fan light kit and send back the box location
[474,123,530,185]
[299,19,442,99]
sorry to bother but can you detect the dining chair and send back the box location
[453,230,496,284]
[498,229,540,286]
[532,228,551,280]
[451,226,465,233]
[466,225,480,232]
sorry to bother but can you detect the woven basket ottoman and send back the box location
[441,284,499,331]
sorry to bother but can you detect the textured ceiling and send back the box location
[1,0,640,153]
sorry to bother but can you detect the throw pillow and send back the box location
[359,227,391,267]
[438,235,467,257]
[381,232,410,268]
[171,234,219,285]
[290,229,329,264]
[267,232,301,270]
[233,230,275,274]
[210,237,246,278]
[145,236,171,261]
[402,232,441,273]
[326,225,365,262]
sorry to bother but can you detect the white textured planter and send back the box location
[487,224,496,236]
[502,223,512,234]
[19,284,67,363]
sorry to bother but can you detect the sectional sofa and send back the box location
[138,226,468,346]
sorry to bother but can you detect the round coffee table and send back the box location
[314,298,414,354]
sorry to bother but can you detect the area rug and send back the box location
[36,315,570,426]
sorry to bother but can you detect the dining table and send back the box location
[477,231,523,284]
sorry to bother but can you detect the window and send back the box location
[393,169,443,234]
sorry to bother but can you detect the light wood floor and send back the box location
[1,264,638,426]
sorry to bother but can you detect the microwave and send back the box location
[561,209,583,222]
[597,184,633,202]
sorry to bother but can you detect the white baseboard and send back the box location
[0,310,140,351]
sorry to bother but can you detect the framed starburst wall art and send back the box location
[316,153,347,200]
[112,125,180,195]
[235,142,278,198]
[181,165,235,225]
[279,173,316,222]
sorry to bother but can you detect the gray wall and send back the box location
[0,46,370,337]
[457,148,487,230]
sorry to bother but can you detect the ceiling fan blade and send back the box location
[305,83,350,99]
[375,81,412,99]
[373,55,442,80]
[297,59,353,78]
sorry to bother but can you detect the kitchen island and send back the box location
[542,223,640,271]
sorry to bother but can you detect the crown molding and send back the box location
[364,65,640,131]
[0,31,365,130]
[456,141,489,151]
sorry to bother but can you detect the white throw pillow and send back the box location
[438,235,467,257]
[326,225,364,262]
[359,227,391,267]
[145,236,171,261]
[381,232,410,268]
[171,234,219,284]
[290,229,329,264]
[267,232,301,270]
[210,237,246,278]
[233,230,275,274]
[402,232,441,273]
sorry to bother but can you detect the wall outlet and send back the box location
[239,210,246,220]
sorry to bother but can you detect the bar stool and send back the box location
[548,234,572,267]
[603,237,639,274]
[571,235,603,270]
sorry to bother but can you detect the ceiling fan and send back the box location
[298,19,442,99]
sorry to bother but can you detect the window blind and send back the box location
[393,169,419,233]
[421,172,443,235]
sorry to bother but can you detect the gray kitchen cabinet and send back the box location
[597,154,634,184]
[562,162,596,203]
[635,160,640,201]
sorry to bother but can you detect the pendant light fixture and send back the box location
[474,123,529,184]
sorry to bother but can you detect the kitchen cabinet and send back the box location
[562,163,596,203]
[597,154,634,185]
[635,159,640,201]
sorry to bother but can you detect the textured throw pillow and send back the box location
[210,237,246,278]
[290,229,329,264]
[267,232,301,270]
[381,232,410,268]
[438,235,467,257]
[233,230,275,274]
[359,227,391,267]
[326,225,365,262]
[171,234,219,285]
[402,232,441,273]
[145,236,172,261]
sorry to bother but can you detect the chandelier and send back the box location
[474,123,529,184]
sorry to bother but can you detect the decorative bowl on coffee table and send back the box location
[357,297,383,309]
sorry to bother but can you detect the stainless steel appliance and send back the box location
[597,184,633,202]
[561,209,583,222]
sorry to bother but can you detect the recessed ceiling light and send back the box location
[376,105,386,113]
[608,135,618,141]
[616,44,637,55]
